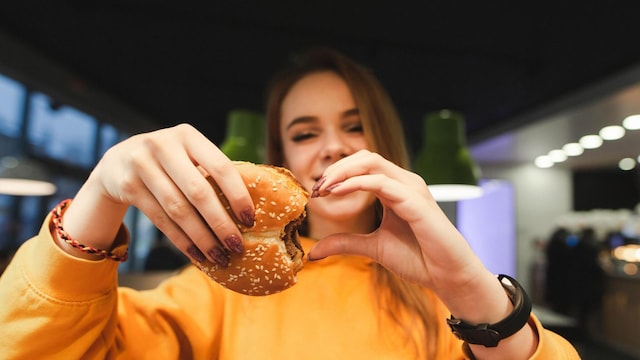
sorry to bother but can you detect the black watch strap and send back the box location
[446,274,532,347]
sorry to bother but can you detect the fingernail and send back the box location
[312,176,326,191]
[325,182,341,192]
[208,247,230,268]
[224,234,244,254]
[240,208,255,227]
[307,252,327,262]
[187,245,206,263]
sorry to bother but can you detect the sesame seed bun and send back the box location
[192,161,309,296]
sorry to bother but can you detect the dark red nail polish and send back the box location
[240,208,255,227]
[325,182,342,192]
[208,247,230,268]
[225,234,244,254]
[187,245,206,262]
[312,176,326,191]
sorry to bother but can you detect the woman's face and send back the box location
[279,71,377,226]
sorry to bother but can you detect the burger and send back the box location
[192,161,309,296]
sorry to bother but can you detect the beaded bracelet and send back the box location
[51,199,128,262]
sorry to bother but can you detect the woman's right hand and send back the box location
[57,124,255,265]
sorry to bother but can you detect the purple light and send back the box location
[457,179,516,277]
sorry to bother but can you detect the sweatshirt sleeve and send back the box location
[0,214,225,359]
[0,213,124,359]
[529,315,581,359]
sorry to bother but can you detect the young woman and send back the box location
[0,48,579,359]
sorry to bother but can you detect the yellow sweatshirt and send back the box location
[0,214,579,359]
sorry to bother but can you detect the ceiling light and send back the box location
[579,134,603,149]
[413,110,482,202]
[599,125,625,140]
[427,184,484,202]
[548,149,567,162]
[0,156,57,196]
[619,158,636,171]
[535,155,554,168]
[623,114,640,130]
[562,143,584,156]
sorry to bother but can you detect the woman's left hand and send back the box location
[307,150,487,293]
[308,150,540,358]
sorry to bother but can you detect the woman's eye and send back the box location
[345,123,363,133]
[291,131,316,142]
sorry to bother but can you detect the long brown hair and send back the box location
[265,48,440,357]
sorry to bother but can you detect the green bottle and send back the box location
[220,109,265,163]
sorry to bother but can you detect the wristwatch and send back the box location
[446,274,532,347]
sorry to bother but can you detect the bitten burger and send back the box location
[192,161,309,296]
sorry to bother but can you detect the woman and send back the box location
[0,48,578,359]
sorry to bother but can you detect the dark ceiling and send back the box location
[2,1,640,155]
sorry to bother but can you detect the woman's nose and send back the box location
[320,131,349,161]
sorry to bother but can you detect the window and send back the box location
[98,122,126,158]
[119,208,161,273]
[0,70,142,272]
[132,212,159,272]
[46,176,84,211]
[0,73,26,138]
[27,92,98,168]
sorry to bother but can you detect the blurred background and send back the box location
[1,2,640,358]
